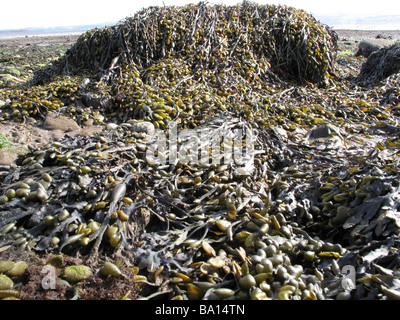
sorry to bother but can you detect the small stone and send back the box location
[305,123,342,140]
[43,113,80,132]
[336,291,352,300]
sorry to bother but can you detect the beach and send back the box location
[1,10,400,301]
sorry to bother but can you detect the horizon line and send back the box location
[1,13,400,33]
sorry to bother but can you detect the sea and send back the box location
[0,24,112,40]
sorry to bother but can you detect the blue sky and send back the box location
[1,0,399,30]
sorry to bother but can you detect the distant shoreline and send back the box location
[0,29,88,40]
[0,23,114,40]
[1,29,400,47]
[0,31,85,40]
[0,33,81,46]
[335,29,400,41]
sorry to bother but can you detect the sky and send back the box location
[1,0,400,30]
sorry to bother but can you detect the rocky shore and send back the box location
[1,11,400,302]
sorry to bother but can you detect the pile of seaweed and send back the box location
[1,2,400,300]
[356,43,400,87]
[14,1,338,130]
[38,1,337,85]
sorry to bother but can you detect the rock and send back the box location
[376,33,391,40]
[0,149,19,166]
[79,78,90,90]
[82,118,94,127]
[305,123,342,140]
[61,265,92,283]
[43,113,80,132]
[128,120,155,136]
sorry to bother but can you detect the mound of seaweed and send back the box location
[36,1,337,86]
[356,43,400,86]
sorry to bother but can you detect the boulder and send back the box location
[43,113,80,132]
